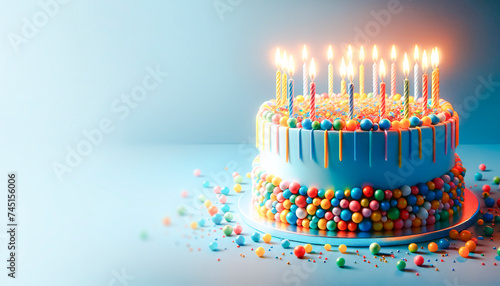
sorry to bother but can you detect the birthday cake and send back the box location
[251,46,466,232]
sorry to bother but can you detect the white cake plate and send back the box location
[238,189,480,247]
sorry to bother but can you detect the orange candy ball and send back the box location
[391,120,400,130]
[346,120,357,131]
[465,240,476,252]
[279,116,289,126]
[421,116,432,126]
[400,119,410,129]
[449,229,460,240]
[428,242,438,252]
[458,246,469,258]
[460,230,472,242]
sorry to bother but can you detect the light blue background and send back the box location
[0,0,499,150]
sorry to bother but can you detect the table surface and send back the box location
[0,143,499,286]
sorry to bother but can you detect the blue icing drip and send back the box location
[354,130,357,161]
[298,128,302,161]
[310,130,315,162]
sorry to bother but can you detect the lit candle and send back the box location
[422,50,428,114]
[281,51,288,108]
[391,45,396,98]
[372,45,378,99]
[379,58,386,119]
[403,53,410,119]
[275,48,281,105]
[309,58,316,120]
[340,57,346,95]
[347,45,353,62]
[288,55,295,118]
[348,60,354,120]
[359,46,365,95]
[328,45,334,97]
[414,45,420,100]
[302,45,308,97]
[431,48,440,109]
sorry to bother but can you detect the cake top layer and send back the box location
[257,94,457,131]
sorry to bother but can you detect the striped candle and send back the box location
[309,58,316,120]
[288,79,294,117]
[359,46,365,95]
[348,82,354,120]
[422,49,428,114]
[431,48,440,109]
[275,48,281,105]
[414,45,420,100]
[403,53,410,119]
[379,59,386,119]
[391,45,396,98]
[372,45,378,99]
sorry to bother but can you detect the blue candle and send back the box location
[288,55,295,118]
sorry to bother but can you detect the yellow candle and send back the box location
[431,48,440,109]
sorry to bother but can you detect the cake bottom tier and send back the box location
[251,154,466,232]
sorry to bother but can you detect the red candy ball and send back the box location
[307,187,318,198]
[479,164,486,171]
[497,198,500,208]
[289,182,301,194]
[347,222,358,231]
[394,219,404,230]
[483,185,491,192]
[433,178,444,190]
[400,209,410,220]
[363,186,374,197]
[384,190,393,200]
[414,255,424,266]
[294,245,306,258]
[295,196,307,208]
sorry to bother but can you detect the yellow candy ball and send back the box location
[352,212,363,223]
[304,244,313,253]
[408,243,418,253]
[318,218,327,230]
[302,218,310,228]
[233,184,242,193]
[320,199,331,210]
[400,119,410,129]
[255,247,265,257]
[204,200,212,208]
[280,116,289,126]
[262,233,272,243]
[393,93,401,101]
[246,172,251,178]
[280,210,289,223]
[344,189,351,198]
[325,189,335,200]
[296,95,305,103]
[272,177,282,186]
[190,221,198,229]
[409,95,415,103]
[373,221,383,231]
[324,244,332,251]
[306,205,317,215]
[283,200,292,209]
[360,198,369,207]
[265,174,274,183]
[338,244,347,253]
[266,210,274,220]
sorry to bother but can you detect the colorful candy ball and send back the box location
[233,224,242,235]
[414,255,424,266]
[336,257,346,267]
[221,187,230,195]
[222,225,233,236]
[460,230,472,242]
[193,169,201,176]
[223,212,234,222]
[408,243,418,253]
[294,245,306,258]
[255,247,265,257]
[324,244,332,251]
[209,241,218,251]
[211,214,223,225]
[281,239,291,249]
[233,184,242,193]
[465,240,476,252]
[494,176,500,184]
[338,244,347,253]
[263,233,272,243]
[234,175,243,184]
[485,197,495,207]
[304,244,313,253]
[251,232,260,242]
[428,242,438,252]
[449,229,460,240]
[458,246,469,258]
[479,164,486,171]
[484,226,494,236]
[438,238,450,249]
[397,260,406,271]
[369,242,381,255]
[474,172,483,181]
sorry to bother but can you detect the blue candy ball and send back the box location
[235,235,245,246]
[358,219,372,232]
[340,209,352,221]
[321,119,333,130]
[335,190,344,199]
[198,218,206,227]
[429,114,439,125]
[438,238,450,249]
[485,197,495,208]
[211,214,223,225]
[372,123,379,131]
[251,232,261,242]
[409,116,420,127]
[286,212,298,224]
[380,201,390,211]
[203,181,210,188]
[379,119,391,130]
[426,191,436,201]
[299,186,308,196]
[281,239,291,249]
[302,119,313,130]
[417,183,429,196]
[483,213,494,222]
[474,172,483,181]
[221,204,230,213]
[351,187,362,200]
[221,187,230,195]
[316,209,325,218]
[360,119,373,131]
[209,241,218,251]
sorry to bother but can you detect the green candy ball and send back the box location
[484,226,494,236]
[374,189,385,201]
[333,119,345,130]
[222,225,233,236]
[336,257,346,267]
[493,176,500,184]
[396,260,406,271]
[369,242,381,255]
[387,208,400,221]
[287,118,297,128]
[224,212,234,222]
[440,210,450,221]
[494,215,500,223]
[497,248,500,256]
[177,205,187,216]
[234,175,243,184]
[327,220,337,231]
[312,121,320,130]
[198,195,206,203]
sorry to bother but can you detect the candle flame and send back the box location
[281,51,287,71]
[403,52,409,78]
[372,45,378,61]
[359,46,364,63]
[289,55,294,76]
[391,45,396,61]
[379,58,385,80]
[309,58,316,81]
[432,47,439,68]
[422,50,428,72]
[275,48,281,67]
[340,57,346,79]
[348,60,354,82]
[347,45,353,61]
[328,45,333,61]
[414,45,419,61]
[302,45,307,61]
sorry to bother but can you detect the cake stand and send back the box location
[238,189,480,247]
